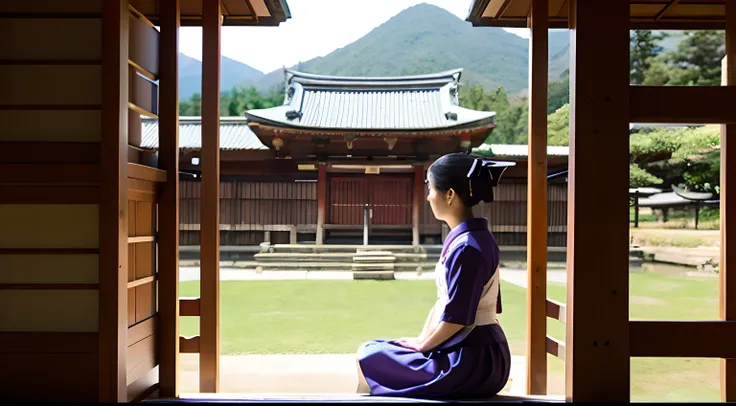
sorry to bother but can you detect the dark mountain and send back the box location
[255,4,571,95]
[178,53,265,100]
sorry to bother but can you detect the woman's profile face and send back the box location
[426,173,449,221]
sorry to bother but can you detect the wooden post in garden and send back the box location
[200,0,222,393]
[316,163,327,244]
[526,0,548,395]
[566,0,631,401]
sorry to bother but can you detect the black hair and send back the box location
[427,152,514,207]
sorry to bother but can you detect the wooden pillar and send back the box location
[412,164,424,246]
[566,0,630,402]
[158,0,181,398]
[200,0,221,394]
[316,163,327,245]
[721,2,736,399]
[526,0,548,395]
[99,0,129,401]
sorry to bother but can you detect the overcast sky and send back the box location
[178,0,529,74]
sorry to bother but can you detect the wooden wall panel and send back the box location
[0,255,98,284]
[136,201,156,236]
[135,242,154,279]
[0,331,98,354]
[0,110,101,142]
[0,66,101,106]
[127,365,159,402]
[0,18,101,60]
[180,178,568,246]
[135,283,156,323]
[127,334,157,385]
[0,290,98,332]
[129,200,138,237]
[0,353,98,402]
[0,0,102,13]
[0,204,98,248]
[130,69,159,115]
[128,289,137,327]
[0,1,104,404]
[129,13,160,77]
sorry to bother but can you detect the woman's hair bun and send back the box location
[466,158,515,204]
[427,153,515,207]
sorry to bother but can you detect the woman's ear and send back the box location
[446,188,456,206]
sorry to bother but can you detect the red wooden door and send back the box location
[370,177,412,225]
[328,175,413,225]
[329,177,367,225]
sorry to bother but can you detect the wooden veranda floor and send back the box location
[144,393,563,403]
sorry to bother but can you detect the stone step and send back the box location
[352,256,396,263]
[253,252,425,262]
[244,261,435,271]
[352,270,395,280]
[351,263,394,271]
[261,243,426,254]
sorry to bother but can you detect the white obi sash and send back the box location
[429,247,500,330]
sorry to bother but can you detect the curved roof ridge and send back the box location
[284,68,463,85]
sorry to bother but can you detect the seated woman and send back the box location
[355,152,513,400]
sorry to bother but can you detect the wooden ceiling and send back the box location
[129,0,290,26]
[467,0,729,29]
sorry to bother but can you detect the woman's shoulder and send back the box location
[445,233,499,268]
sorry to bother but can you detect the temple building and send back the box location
[146,68,540,246]
[141,69,571,248]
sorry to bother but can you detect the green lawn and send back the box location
[180,271,720,401]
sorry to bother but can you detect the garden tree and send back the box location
[630,163,664,187]
[667,30,725,85]
[459,84,528,144]
[180,93,201,116]
[179,85,285,117]
[643,30,725,85]
[547,103,569,146]
[221,84,285,116]
[547,69,569,114]
[629,125,721,192]
[630,30,668,84]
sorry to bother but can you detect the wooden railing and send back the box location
[544,299,566,361]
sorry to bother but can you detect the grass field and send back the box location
[180,271,720,401]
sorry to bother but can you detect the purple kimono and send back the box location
[356,217,511,399]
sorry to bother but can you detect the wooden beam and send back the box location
[128,316,158,347]
[0,332,98,354]
[496,0,513,20]
[546,336,566,361]
[546,299,567,324]
[0,185,99,204]
[630,321,736,358]
[316,163,327,244]
[722,3,736,400]
[412,165,423,246]
[158,0,180,399]
[0,142,100,164]
[0,163,99,185]
[630,86,736,124]
[179,336,200,353]
[566,0,630,402]
[526,0,548,396]
[654,0,681,21]
[180,297,201,317]
[200,0,222,394]
[99,0,129,402]
[128,163,167,183]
